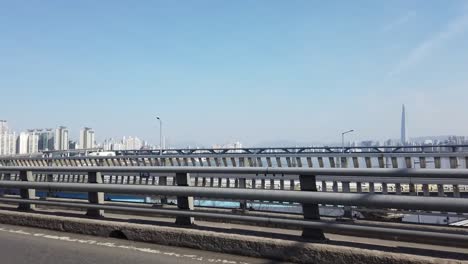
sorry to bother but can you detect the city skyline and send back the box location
[1,1,468,146]
[2,102,468,149]
[1,110,467,155]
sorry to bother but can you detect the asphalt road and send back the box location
[0,224,284,264]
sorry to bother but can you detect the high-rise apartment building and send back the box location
[79,127,95,149]
[17,132,29,154]
[0,120,17,155]
[0,120,7,134]
[123,136,142,150]
[27,130,39,154]
[38,129,54,151]
[54,126,69,150]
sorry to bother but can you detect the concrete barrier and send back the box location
[0,209,465,264]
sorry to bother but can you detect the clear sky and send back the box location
[1,0,468,147]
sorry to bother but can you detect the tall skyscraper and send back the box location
[79,127,95,149]
[401,104,407,145]
[54,126,69,150]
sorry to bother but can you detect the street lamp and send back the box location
[341,129,354,153]
[156,116,162,155]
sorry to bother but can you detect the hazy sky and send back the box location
[1,1,468,146]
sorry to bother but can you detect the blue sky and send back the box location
[1,0,468,146]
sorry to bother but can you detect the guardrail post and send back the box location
[378,157,384,168]
[239,178,247,210]
[453,185,461,198]
[332,181,338,192]
[449,157,458,169]
[86,171,104,218]
[3,172,11,181]
[395,183,402,195]
[317,157,324,168]
[18,170,35,211]
[175,172,194,225]
[299,174,326,240]
[382,183,388,194]
[422,184,429,196]
[159,176,168,204]
[451,157,460,200]
[340,157,348,168]
[341,181,352,218]
[1,172,11,195]
[409,183,416,196]
[437,184,445,197]
[356,182,362,193]
[405,157,412,168]
[46,174,54,197]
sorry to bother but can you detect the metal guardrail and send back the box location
[1,166,468,177]
[2,166,468,203]
[1,181,467,212]
[2,151,468,176]
[0,166,468,246]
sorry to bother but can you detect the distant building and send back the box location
[223,141,242,149]
[102,138,113,151]
[0,120,7,134]
[423,139,433,145]
[38,129,54,151]
[54,126,69,150]
[27,130,39,154]
[16,132,29,154]
[401,104,407,145]
[0,120,17,155]
[123,136,142,150]
[68,140,77,150]
[102,136,142,151]
[79,127,95,149]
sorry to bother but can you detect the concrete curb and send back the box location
[0,210,465,264]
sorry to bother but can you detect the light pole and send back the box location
[156,116,162,155]
[341,129,354,153]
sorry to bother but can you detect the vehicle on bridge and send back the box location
[87,151,116,157]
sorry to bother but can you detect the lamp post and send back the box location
[341,129,354,153]
[156,116,162,155]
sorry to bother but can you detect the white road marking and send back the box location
[0,227,250,264]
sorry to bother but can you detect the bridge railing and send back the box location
[1,165,468,204]
[0,166,468,247]
[1,152,467,170]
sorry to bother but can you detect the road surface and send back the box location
[0,223,285,264]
